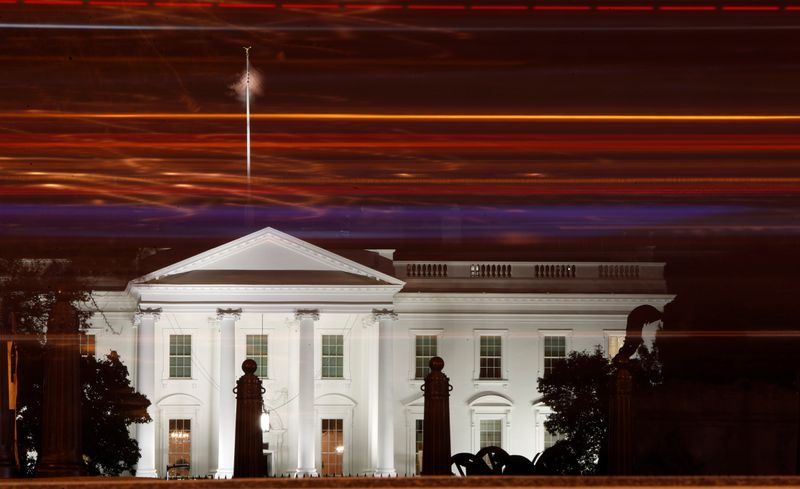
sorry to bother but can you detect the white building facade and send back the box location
[83,227,672,478]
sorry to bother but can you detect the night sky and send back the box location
[2,4,800,252]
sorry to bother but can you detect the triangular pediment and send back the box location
[130,227,404,286]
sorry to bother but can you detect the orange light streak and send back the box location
[5,112,800,122]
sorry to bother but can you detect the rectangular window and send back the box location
[246,334,268,378]
[414,335,437,379]
[544,429,565,450]
[607,335,625,360]
[169,334,192,379]
[415,419,424,475]
[80,333,95,358]
[479,419,502,449]
[543,335,566,377]
[168,419,191,478]
[320,418,344,476]
[321,334,344,379]
[479,335,502,379]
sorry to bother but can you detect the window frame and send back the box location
[604,330,626,361]
[80,332,96,358]
[404,401,424,476]
[315,327,351,383]
[158,404,199,479]
[320,334,345,379]
[245,333,269,379]
[408,329,443,382]
[469,394,512,453]
[538,330,572,379]
[168,334,193,380]
[314,405,353,475]
[472,329,508,384]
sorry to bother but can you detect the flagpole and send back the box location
[244,46,252,187]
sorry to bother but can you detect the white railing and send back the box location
[395,261,662,280]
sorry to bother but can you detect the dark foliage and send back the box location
[1,258,150,476]
[536,344,662,475]
[16,348,151,476]
[81,352,151,475]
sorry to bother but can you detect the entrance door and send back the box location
[320,418,343,475]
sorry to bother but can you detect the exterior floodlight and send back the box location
[261,410,270,432]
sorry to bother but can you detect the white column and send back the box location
[215,308,241,479]
[134,307,160,478]
[295,309,319,477]
[374,309,398,477]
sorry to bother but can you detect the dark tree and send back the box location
[1,258,150,476]
[537,344,661,475]
[81,352,150,475]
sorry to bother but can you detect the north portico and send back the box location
[80,227,672,478]
[125,228,404,478]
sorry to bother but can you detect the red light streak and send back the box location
[532,5,591,10]
[721,5,779,10]
[24,0,83,4]
[153,1,211,5]
[3,1,794,11]
[659,5,715,10]
[89,0,148,5]
[471,4,528,9]
[596,5,653,10]
[219,2,276,6]
[7,112,800,122]
[407,4,466,9]
[344,3,402,7]
[282,3,340,7]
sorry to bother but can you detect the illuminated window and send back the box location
[321,335,344,379]
[169,335,191,379]
[415,419,424,475]
[544,429,565,450]
[543,336,566,377]
[479,335,502,379]
[246,334,268,378]
[607,334,626,360]
[321,418,343,476]
[414,335,437,379]
[168,419,191,478]
[80,333,95,358]
[479,419,502,449]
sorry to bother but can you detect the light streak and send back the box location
[219,2,276,7]
[6,1,797,12]
[470,5,528,9]
[659,5,716,10]
[5,23,800,32]
[5,112,800,122]
[596,6,654,10]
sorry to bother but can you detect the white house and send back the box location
[82,227,672,478]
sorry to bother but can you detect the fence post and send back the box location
[37,299,85,477]
[233,359,266,478]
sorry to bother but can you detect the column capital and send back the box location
[295,309,319,322]
[372,308,397,322]
[134,307,162,325]
[217,308,242,321]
